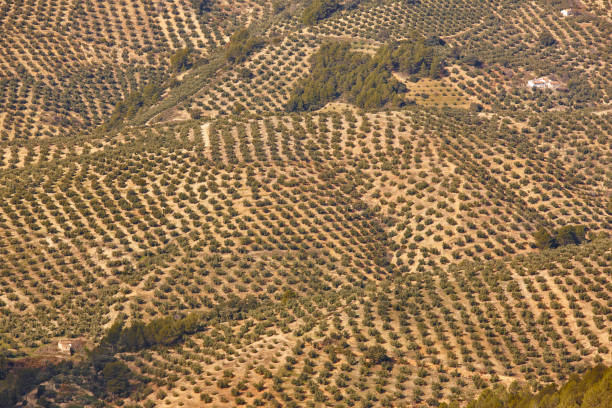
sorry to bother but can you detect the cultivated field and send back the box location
[0,1,610,407]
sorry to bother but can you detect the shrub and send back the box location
[364,345,390,365]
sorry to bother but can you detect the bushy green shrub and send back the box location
[364,345,390,365]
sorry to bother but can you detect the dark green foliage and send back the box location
[554,224,586,246]
[364,345,390,365]
[0,350,8,381]
[192,0,211,15]
[447,365,612,408]
[0,361,72,408]
[534,228,555,249]
[105,81,164,130]
[301,0,341,25]
[102,313,204,352]
[539,30,557,47]
[225,29,265,64]
[101,361,132,397]
[286,42,407,111]
[534,225,586,249]
[170,48,193,73]
[377,39,444,78]
[102,296,259,352]
[287,38,443,111]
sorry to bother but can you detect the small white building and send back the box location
[561,9,574,17]
[527,76,564,90]
[58,340,73,354]
[57,338,84,354]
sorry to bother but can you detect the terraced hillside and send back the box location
[0,0,268,141]
[0,0,610,407]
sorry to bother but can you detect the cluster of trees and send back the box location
[105,80,164,130]
[0,359,73,408]
[300,0,342,25]
[539,30,557,47]
[101,295,260,353]
[286,42,407,111]
[102,313,205,352]
[225,29,265,64]
[287,37,445,111]
[442,365,612,408]
[534,224,587,249]
[191,0,211,15]
[170,47,193,73]
[377,37,444,79]
[99,361,133,398]
[363,345,392,367]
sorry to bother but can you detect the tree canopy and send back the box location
[534,224,587,249]
[301,0,342,25]
[446,365,612,408]
[225,29,265,64]
[287,38,444,111]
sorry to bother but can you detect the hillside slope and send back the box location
[0,0,610,407]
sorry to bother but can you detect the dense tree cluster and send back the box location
[378,37,445,79]
[101,295,259,353]
[225,29,265,64]
[0,361,73,408]
[100,361,133,398]
[192,0,212,15]
[105,81,164,130]
[445,365,612,408]
[300,0,342,25]
[102,313,205,352]
[170,48,194,73]
[286,42,407,111]
[287,38,444,111]
[534,224,587,249]
[539,30,557,47]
